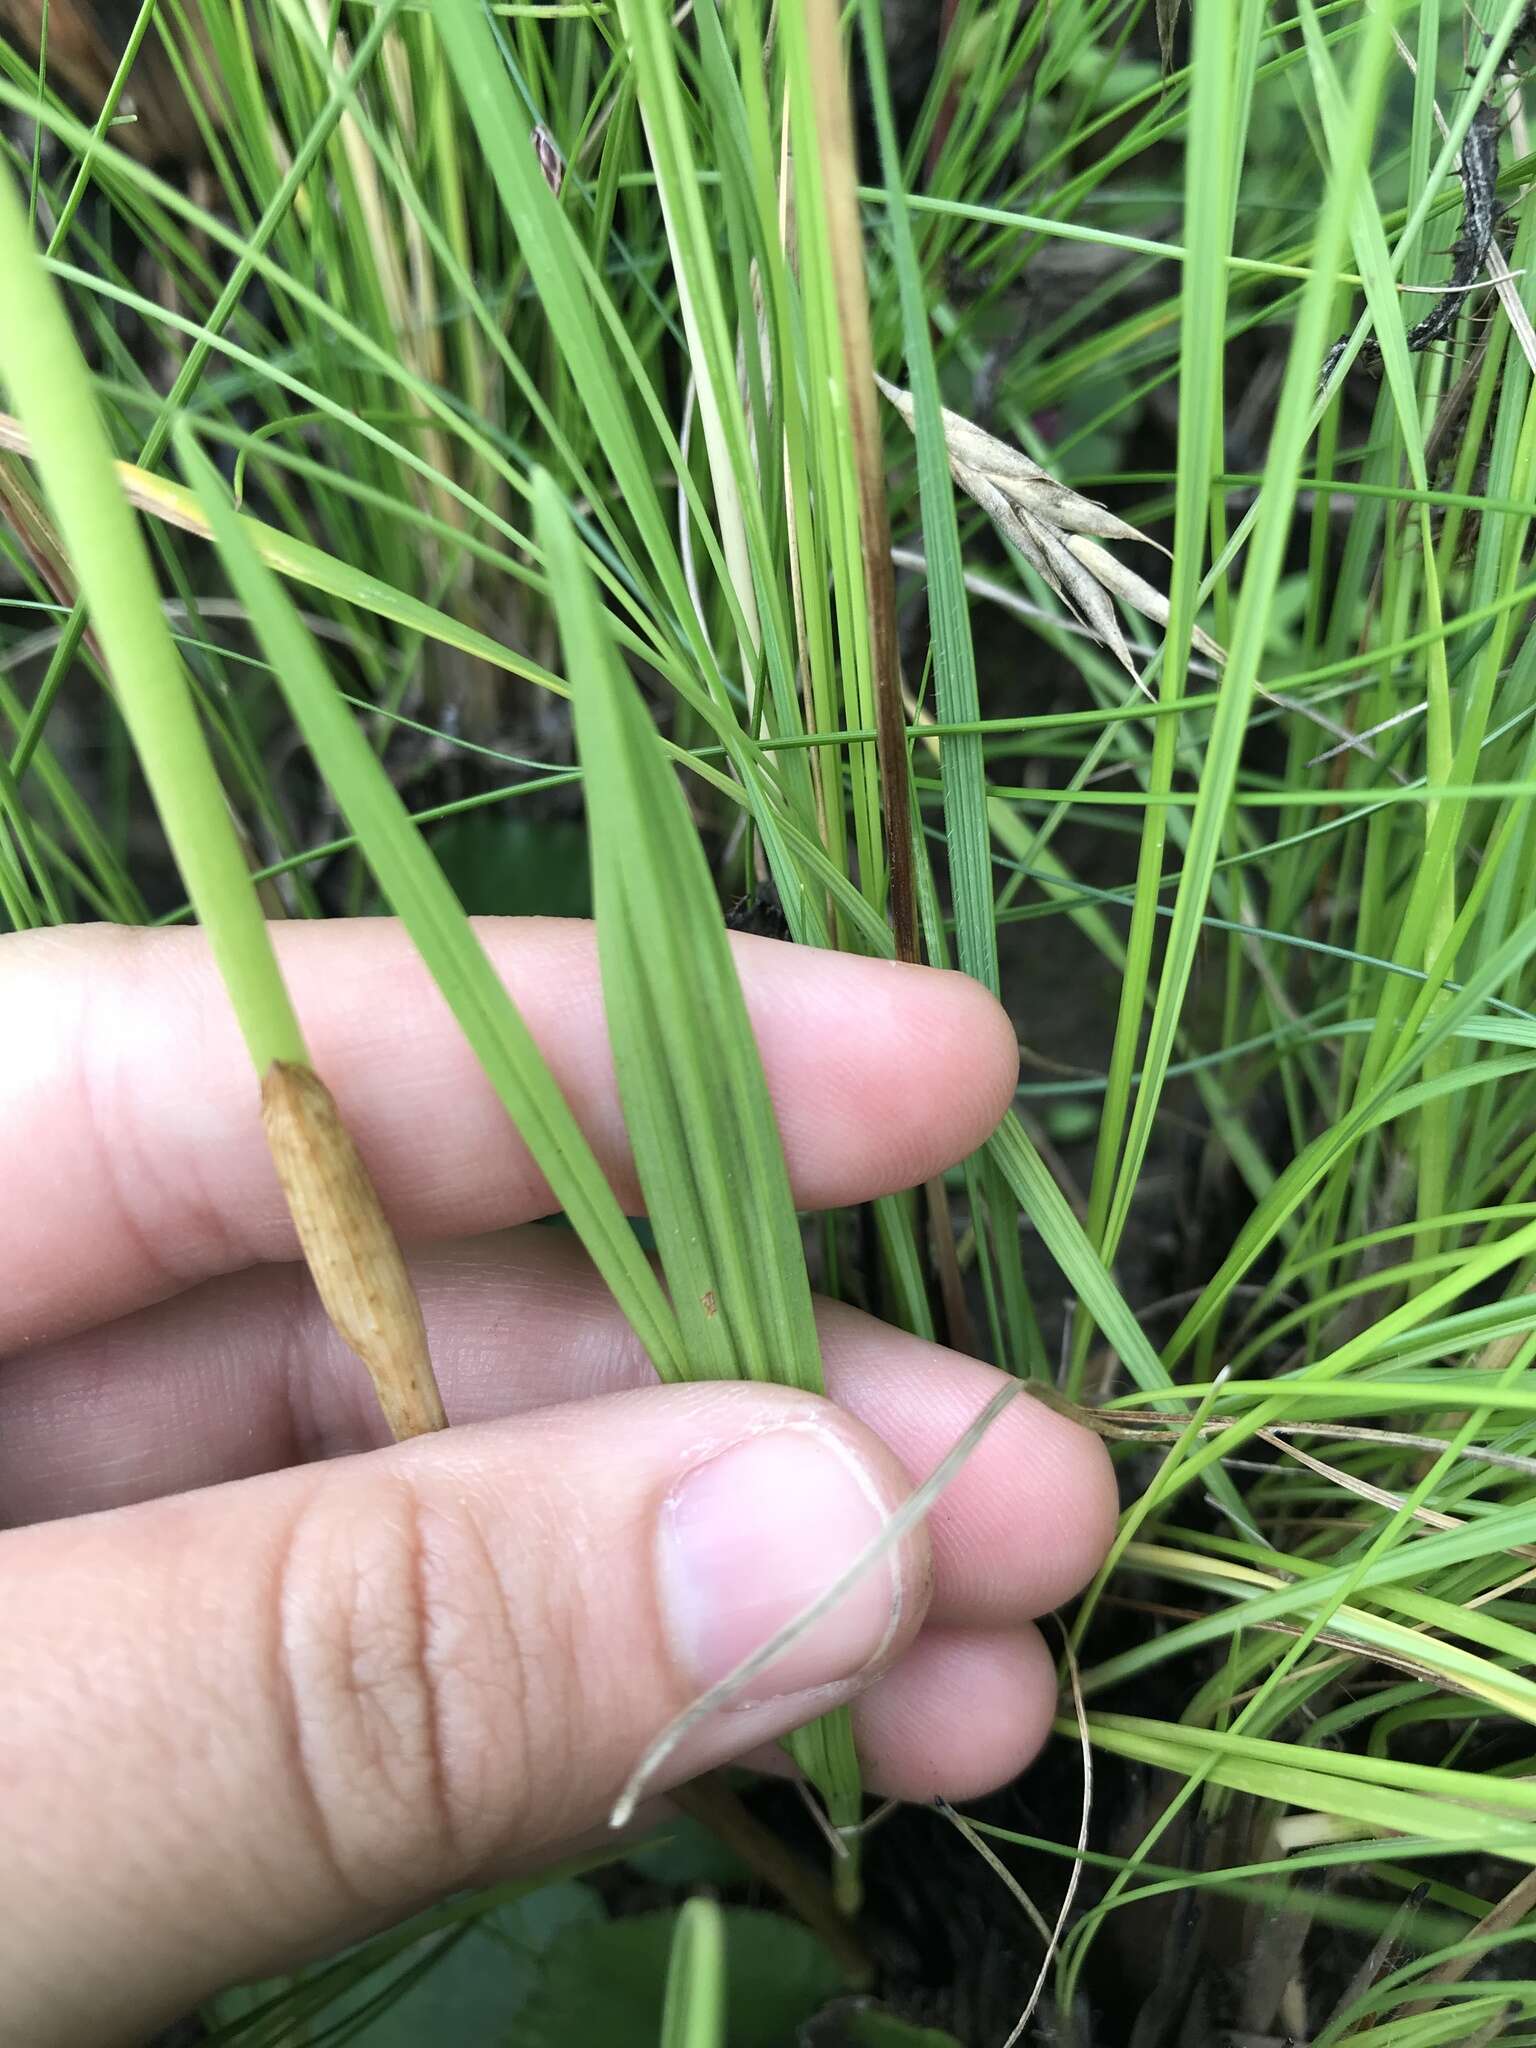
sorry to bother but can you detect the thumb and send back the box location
[4,1380,928,2046]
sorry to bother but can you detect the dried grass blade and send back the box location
[805,0,915,962]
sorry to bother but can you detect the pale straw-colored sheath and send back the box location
[262,1059,447,1441]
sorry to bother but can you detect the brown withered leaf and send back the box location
[532,123,565,197]
[877,377,1224,685]
[1157,0,1186,78]
[262,1061,447,1441]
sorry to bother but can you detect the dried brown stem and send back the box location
[1403,1866,1536,2017]
[805,0,917,967]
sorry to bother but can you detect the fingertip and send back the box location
[854,957,1021,1166]
[1071,1422,1121,1594]
[852,1623,1060,1803]
[817,1318,1120,1627]
[730,937,1020,1202]
[915,964,1021,1137]
[654,1392,935,1703]
[975,1391,1120,1616]
[1024,1409,1122,1613]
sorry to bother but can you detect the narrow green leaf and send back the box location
[425,0,830,945]
[1101,0,1397,1265]
[856,0,992,994]
[0,157,305,1066]
[531,466,863,1874]
[1079,1714,1536,1864]
[176,425,689,1386]
[986,1110,1168,1395]
[534,472,823,1389]
[660,1898,727,2048]
[857,0,1042,1374]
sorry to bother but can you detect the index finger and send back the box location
[0,918,1017,1352]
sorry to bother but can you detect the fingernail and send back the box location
[657,1428,903,1702]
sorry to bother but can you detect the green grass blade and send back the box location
[660,1899,727,2048]
[987,1109,1171,1398]
[0,157,305,1064]
[1078,0,1249,1340]
[532,464,863,1889]
[535,467,822,1389]
[177,424,689,1384]
[1099,0,1399,1268]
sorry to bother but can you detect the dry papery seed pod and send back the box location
[263,1060,448,1442]
[877,377,1224,683]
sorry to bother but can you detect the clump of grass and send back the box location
[0,138,451,1447]
[5,0,1536,2040]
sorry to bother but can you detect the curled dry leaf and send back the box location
[877,376,1225,684]
[262,1060,447,1441]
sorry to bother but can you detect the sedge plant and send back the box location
[3,0,1536,2039]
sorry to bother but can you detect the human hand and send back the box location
[0,920,1116,2046]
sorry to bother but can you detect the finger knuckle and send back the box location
[271,1472,543,1899]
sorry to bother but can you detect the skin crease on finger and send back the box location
[0,1238,1116,1824]
[0,919,1020,1352]
[0,921,1119,2036]
[0,1376,1090,2039]
[0,1380,939,2044]
[0,1233,1121,1630]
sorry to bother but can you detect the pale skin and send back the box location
[0,919,1118,2047]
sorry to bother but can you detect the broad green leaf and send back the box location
[514,1910,842,2048]
[626,1818,753,1890]
[205,1883,601,2045]
[817,2012,965,2048]
[202,1876,607,2045]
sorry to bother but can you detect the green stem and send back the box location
[0,158,306,1069]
